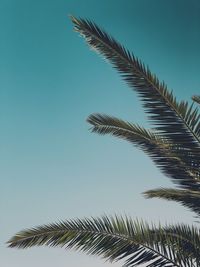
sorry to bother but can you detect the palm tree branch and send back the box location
[144,188,200,217]
[70,16,200,155]
[192,96,200,106]
[9,216,200,266]
[88,113,200,189]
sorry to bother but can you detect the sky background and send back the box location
[1,0,200,266]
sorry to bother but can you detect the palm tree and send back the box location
[8,16,200,266]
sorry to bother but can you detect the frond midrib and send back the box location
[91,123,159,142]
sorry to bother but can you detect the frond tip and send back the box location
[8,215,200,267]
[144,188,200,216]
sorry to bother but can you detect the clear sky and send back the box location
[1,0,200,266]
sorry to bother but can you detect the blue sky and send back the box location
[1,0,200,266]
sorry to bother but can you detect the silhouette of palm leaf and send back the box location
[8,215,200,267]
[144,188,200,217]
[88,113,200,190]
[70,16,200,155]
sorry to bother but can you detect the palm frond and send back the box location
[70,16,200,156]
[88,113,200,189]
[144,188,200,217]
[8,215,200,267]
[192,96,200,105]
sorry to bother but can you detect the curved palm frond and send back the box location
[192,96,200,106]
[70,16,200,157]
[9,16,199,267]
[144,188,200,217]
[88,113,200,190]
[7,216,200,267]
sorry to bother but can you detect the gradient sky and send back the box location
[1,0,200,266]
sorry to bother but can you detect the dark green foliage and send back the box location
[70,16,200,191]
[193,96,200,105]
[144,188,200,217]
[7,216,200,267]
[88,113,200,190]
[70,16,200,151]
[8,16,200,267]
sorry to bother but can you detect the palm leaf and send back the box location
[144,188,200,217]
[192,96,200,106]
[7,215,200,267]
[88,113,200,189]
[70,16,200,156]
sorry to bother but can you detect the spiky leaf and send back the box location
[193,96,200,106]
[70,16,200,156]
[8,216,200,267]
[144,188,200,217]
[88,113,200,189]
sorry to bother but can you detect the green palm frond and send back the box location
[8,16,200,267]
[70,16,200,156]
[193,96,200,105]
[88,113,200,189]
[144,188,200,217]
[7,215,200,267]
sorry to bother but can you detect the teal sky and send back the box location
[1,0,200,266]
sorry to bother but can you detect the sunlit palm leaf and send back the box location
[70,16,200,157]
[88,113,200,189]
[8,216,200,267]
